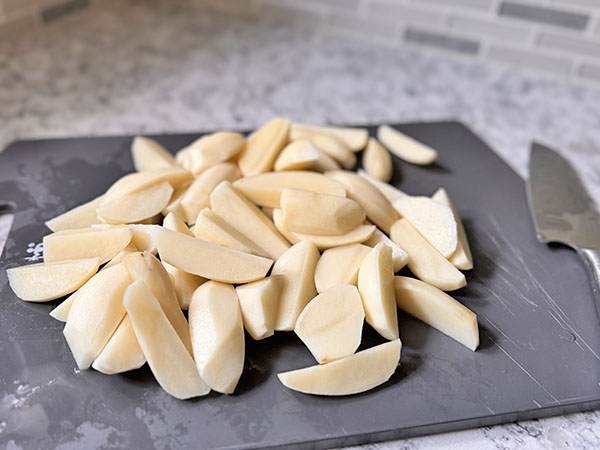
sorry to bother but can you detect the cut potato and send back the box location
[163,262,205,310]
[163,211,193,236]
[103,243,138,269]
[274,140,319,171]
[393,196,457,258]
[292,224,375,251]
[194,208,266,256]
[238,117,290,176]
[357,243,399,340]
[92,315,146,374]
[49,291,77,322]
[123,251,192,354]
[180,163,241,224]
[432,188,473,270]
[124,279,210,399]
[129,224,159,254]
[314,244,371,293]
[390,219,466,291]
[45,196,103,232]
[363,138,392,182]
[280,188,365,235]
[395,276,478,350]
[189,281,245,394]
[262,206,274,220]
[236,276,283,340]
[311,149,341,172]
[97,181,173,224]
[156,227,273,283]
[295,284,364,363]
[278,339,401,395]
[138,214,163,225]
[292,130,356,169]
[102,168,192,204]
[63,263,131,369]
[131,136,177,171]
[363,229,408,272]
[210,181,290,259]
[161,181,190,220]
[327,171,398,234]
[273,240,320,331]
[272,208,301,245]
[43,226,132,264]
[377,125,437,166]
[182,132,245,174]
[357,169,408,203]
[291,123,368,152]
[233,171,346,209]
[7,257,101,302]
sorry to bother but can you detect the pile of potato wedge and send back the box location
[7,118,479,399]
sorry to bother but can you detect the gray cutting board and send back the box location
[1,122,599,450]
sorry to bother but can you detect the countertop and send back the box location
[1,0,600,449]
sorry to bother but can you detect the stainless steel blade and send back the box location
[0,201,15,260]
[527,143,600,250]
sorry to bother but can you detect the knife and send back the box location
[0,201,16,260]
[527,143,600,308]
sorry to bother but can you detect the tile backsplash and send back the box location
[3,0,600,84]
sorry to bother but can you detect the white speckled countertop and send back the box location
[1,1,599,449]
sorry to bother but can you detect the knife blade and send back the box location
[0,201,15,260]
[527,143,600,309]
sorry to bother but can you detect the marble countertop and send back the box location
[1,0,599,449]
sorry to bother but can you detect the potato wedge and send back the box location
[327,171,398,234]
[363,229,408,272]
[7,257,101,302]
[273,240,320,331]
[63,263,131,369]
[280,188,365,235]
[291,123,368,152]
[97,181,173,224]
[274,140,319,171]
[103,243,138,269]
[131,136,177,171]
[311,149,341,172]
[377,125,437,166]
[295,284,364,363]
[363,138,392,182]
[236,276,283,340]
[124,279,210,399]
[163,211,193,236]
[45,195,103,232]
[102,168,192,203]
[233,171,346,208]
[393,196,457,258]
[163,262,205,310]
[180,163,241,224]
[161,181,190,220]
[49,291,77,322]
[278,339,401,395]
[210,181,290,259]
[292,130,356,169]
[390,219,466,291]
[432,188,473,270]
[156,227,273,283]
[357,169,408,204]
[129,224,159,254]
[358,243,399,340]
[272,208,300,245]
[92,315,146,374]
[314,244,371,293]
[43,226,132,264]
[292,224,376,251]
[238,117,290,176]
[262,206,274,220]
[189,281,244,394]
[182,132,245,174]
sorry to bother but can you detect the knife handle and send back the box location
[579,248,600,314]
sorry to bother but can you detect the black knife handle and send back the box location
[579,248,600,318]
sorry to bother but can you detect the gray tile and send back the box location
[368,1,445,27]
[499,1,589,30]
[404,27,480,54]
[579,63,600,81]
[329,13,398,40]
[538,31,600,59]
[411,0,494,12]
[487,44,573,75]
[41,0,89,23]
[449,14,533,42]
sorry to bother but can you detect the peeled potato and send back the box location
[102,168,192,204]
[362,138,393,182]
[163,262,205,310]
[233,171,346,208]
[363,229,408,272]
[292,130,356,169]
[291,123,368,152]
[278,339,401,395]
[181,132,245,174]
[272,208,300,245]
[238,117,290,176]
[311,149,341,172]
[45,196,103,232]
[236,276,283,340]
[357,169,408,204]
[163,211,193,236]
[92,315,146,374]
[128,224,159,254]
[49,291,77,322]
[273,240,320,331]
[292,224,376,251]
[189,281,245,394]
[393,196,457,258]
[295,284,365,363]
[63,263,131,369]
[390,219,466,291]
[7,257,101,302]
[43,226,132,264]
[314,244,371,293]
[274,140,319,171]
[124,279,210,399]
[156,227,273,283]
[377,125,437,166]
[131,136,177,171]
[161,181,190,220]
[395,276,478,350]
[103,243,138,269]
[280,188,365,235]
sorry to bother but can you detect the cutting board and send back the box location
[1,122,599,450]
